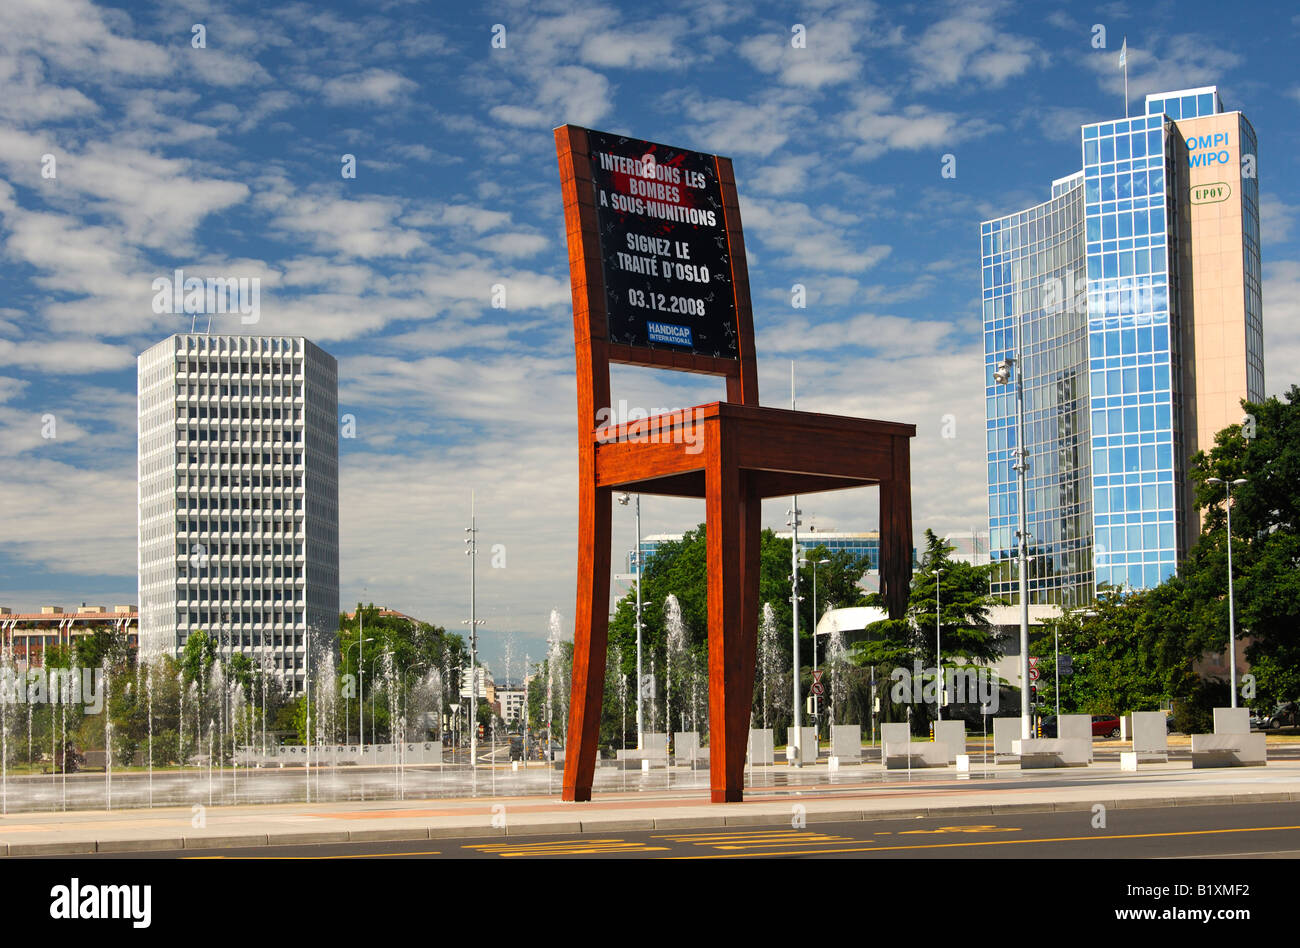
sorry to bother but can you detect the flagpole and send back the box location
[1122,36,1129,117]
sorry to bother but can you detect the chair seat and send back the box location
[594,401,914,498]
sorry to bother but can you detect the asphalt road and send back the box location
[81,801,1300,859]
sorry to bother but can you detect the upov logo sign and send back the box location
[1190,182,1232,204]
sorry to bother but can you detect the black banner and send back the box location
[585,129,739,359]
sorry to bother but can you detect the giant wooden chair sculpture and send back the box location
[556,124,915,803]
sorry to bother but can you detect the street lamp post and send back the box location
[463,492,486,768]
[618,493,645,748]
[345,634,373,744]
[1207,477,1248,706]
[935,566,942,722]
[788,502,803,766]
[994,319,1033,740]
[803,556,830,736]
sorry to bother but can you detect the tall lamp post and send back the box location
[463,492,486,767]
[803,556,829,736]
[1206,477,1248,706]
[994,332,1032,740]
[935,566,942,722]
[787,501,803,766]
[618,493,645,748]
[345,634,373,744]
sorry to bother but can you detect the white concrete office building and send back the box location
[138,334,339,692]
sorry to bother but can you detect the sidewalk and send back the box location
[2,760,1297,856]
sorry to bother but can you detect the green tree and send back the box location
[181,631,217,687]
[851,530,998,731]
[1185,385,1300,708]
[605,524,876,743]
[337,604,464,742]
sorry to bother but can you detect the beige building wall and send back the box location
[1173,111,1260,459]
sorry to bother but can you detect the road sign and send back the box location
[1028,667,1040,682]
[811,669,824,695]
[1028,656,1040,669]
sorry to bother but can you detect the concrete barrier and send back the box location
[1190,708,1265,768]
[1130,711,1169,761]
[673,731,701,764]
[932,721,966,763]
[747,729,775,767]
[1191,733,1266,767]
[1012,738,1090,768]
[993,718,1021,762]
[831,724,862,762]
[237,742,442,767]
[884,741,949,768]
[786,727,818,764]
[1058,714,1094,760]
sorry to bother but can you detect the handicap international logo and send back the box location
[646,321,692,347]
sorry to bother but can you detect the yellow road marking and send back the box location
[464,838,668,857]
[899,825,1020,834]
[653,831,846,841]
[185,850,442,860]
[669,824,1300,859]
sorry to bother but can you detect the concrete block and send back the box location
[1213,707,1250,735]
[831,724,862,761]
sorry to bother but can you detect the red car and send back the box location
[1091,715,1122,738]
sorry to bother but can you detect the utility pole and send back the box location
[935,566,942,722]
[789,361,803,766]
[463,492,486,768]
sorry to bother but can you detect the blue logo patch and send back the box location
[646,321,692,347]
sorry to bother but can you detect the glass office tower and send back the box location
[982,86,1263,605]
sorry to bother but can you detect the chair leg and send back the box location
[706,448,753,802]
[880,438,914,622]
[562,483,611,801]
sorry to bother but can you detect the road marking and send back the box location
[668,824,1300,858]
[185,850,443,859]
[653,830,862,851]
[464,838,668,857]
[899,824,1020,834]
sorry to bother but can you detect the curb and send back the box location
[4,790,1297,856]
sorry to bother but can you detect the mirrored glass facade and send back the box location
[982,86,1263,605]
[982,176,1093,607]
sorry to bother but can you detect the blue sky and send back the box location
[0,0,1297,673]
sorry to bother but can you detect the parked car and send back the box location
[1091,715,1122,738]
[1254,701,1300,729]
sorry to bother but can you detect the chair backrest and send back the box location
[555,125,759,435]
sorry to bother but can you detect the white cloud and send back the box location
[1262,261,1300,396]
[740,196,891,274]
[907,5,1042,90]
[838,90,997,161]
[321,68,417,107]
[738,16,867,89]
[1260,197,1296,244]
[0,337,134,374]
